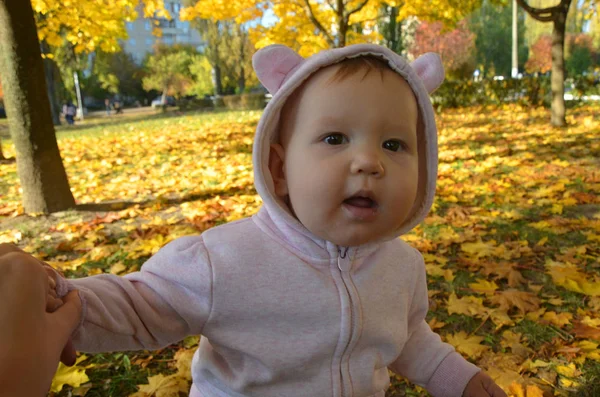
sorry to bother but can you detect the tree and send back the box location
[0,0,75,212]
[469,0,529,77]
[526,34,553,73]
[516,0,576,126]
[143,45,196,100]
[181,0,486,57]
[410,20,476,78]
[0,0,167,213]
[565,33,595,75]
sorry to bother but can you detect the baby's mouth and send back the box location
[343,196,378,209]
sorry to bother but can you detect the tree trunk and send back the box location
[213,65,223,96]
[516,0,571,127]
[0,137,5,160]
[551,11,567,127]
[238,26,246,93]
[385,6,403,54]
[0,0,75,213]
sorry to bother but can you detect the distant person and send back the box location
[105,98,112,116]
[62,101,77,125]
[113,100,123,115]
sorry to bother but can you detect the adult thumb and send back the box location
[50,290,82,345]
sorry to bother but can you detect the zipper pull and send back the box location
[337,247,351,272]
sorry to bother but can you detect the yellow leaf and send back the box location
[542,311,573,327]
[508,382,525,397]
[486,367,524,390]
[136,374,189,397]
[110,262,127,274]
[525,385,544,397]
[555,363,579,377]
[490,290,540,314]
[461,239,497,258]
[469,279,498,294]
[447,293,488,318]
[51,355,90,392]
[174,349,195,380]
[445,331,490,359]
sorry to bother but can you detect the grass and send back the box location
[0,103,598,396]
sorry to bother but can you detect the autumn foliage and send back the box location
[0,104,599,396]
[526,35,553,74]
[410,20,476,77]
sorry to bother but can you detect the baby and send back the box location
[43,44,505,397]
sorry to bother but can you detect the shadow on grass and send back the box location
[74,184,256,212]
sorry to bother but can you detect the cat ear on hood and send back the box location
[410,53,445,94]
[252,45,304,95]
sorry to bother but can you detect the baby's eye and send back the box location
[323,133,347,145]
[383,140,406,152]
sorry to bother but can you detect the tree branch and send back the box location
[347,0,369,17]
[303,0,335,46]
[515,0,563,22]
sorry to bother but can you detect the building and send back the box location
[122,1,204,64]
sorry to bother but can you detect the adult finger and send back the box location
[60,339,77,366]
[49,290,82,341]
[0,243,24,256]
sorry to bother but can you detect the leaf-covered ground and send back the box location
[0,104,599,397]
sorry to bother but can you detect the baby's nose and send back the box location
[350,153,384,177]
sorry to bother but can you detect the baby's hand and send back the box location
[463,371,507,397]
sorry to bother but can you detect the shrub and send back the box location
[221,93,266,110]
[431,75,552,110]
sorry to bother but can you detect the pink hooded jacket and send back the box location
[57,44,481,397]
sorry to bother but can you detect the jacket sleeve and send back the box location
[389,248,480,397]
[55,235,212,353]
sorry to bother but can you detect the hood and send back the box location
[251,43,444,248]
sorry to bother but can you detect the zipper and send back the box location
[337,246,354,397]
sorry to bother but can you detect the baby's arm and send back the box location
[389,248,480,397]
[54,235,212,353]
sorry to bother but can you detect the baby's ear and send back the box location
[253,45,304,95]
[410,53,445,94]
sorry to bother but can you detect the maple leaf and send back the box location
[572,322,600,341]
[460,239,497,258]
[174,348,195,381]
[490,290,540,315]
[541,311,573,327]
[133,373,189,397]
[50,355,91,392]
[445,331,490,359]
[469,279,498,294]
[485,367,524,390]
[447,293,489,318]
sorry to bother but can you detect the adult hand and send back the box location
[0,244,82,396]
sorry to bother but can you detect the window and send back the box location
[146,38,154,46]
[126,22,134,31]
[174,3,180,13]
[145,20,152,31]
[129,39,136,46]
[163,36,174,45]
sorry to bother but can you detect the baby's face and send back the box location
[270,64,419,247]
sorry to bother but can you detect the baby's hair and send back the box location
[328,55,391,84]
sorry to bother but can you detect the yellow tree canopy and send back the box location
[32,0,169,53]
[181,0,487,56]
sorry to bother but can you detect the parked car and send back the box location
[151,96,176,108]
